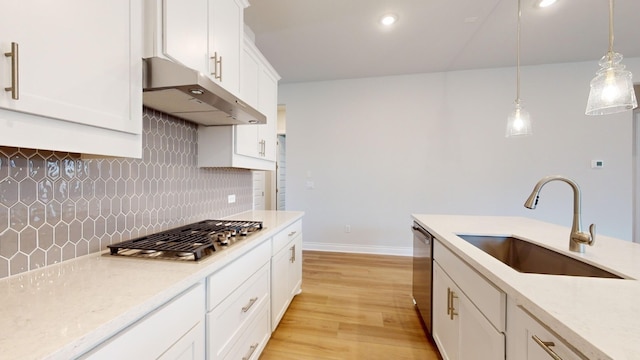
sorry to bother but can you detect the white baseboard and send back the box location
[302,242,412,257]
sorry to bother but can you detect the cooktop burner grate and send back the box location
[107,220,263,261]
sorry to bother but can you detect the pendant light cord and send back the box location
[515,0,522,104]
[608,0,614,55]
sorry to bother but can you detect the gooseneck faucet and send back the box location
[524,175,596,253]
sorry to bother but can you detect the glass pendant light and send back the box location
[506,0,532,137]
[585,0,637,116]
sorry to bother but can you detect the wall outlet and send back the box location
[345,225,351,233]
[227,194,236,203]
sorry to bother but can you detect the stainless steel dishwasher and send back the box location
[412,221,433,335]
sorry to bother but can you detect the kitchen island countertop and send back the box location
[0,210,304,360]
[413,214,640,360]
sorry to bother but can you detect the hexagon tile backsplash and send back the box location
[0,108,253,279]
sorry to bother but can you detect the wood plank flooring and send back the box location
[259,251,441,360]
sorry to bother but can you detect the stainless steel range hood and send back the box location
[142,57,266,125]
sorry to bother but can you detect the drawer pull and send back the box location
[288,230,297,237]
[242,343,259,360]
[242,297,259,313]
[4,42,19,100]
[532,335,563,360]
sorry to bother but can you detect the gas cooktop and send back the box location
[107,220,263,261]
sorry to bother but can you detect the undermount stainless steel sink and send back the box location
[457,235,623,279]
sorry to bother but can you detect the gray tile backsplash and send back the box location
[0,108,252,279]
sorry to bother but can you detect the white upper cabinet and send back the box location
[0,0,142,157]
[208,0,245,96]
[197,35,280,170]
[233,37,279,162]
[145,0,245,96]
[162,0,209,74]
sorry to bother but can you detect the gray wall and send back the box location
[280,58,640,254]
[0,108,253,279]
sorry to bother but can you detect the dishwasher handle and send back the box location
[412,224,433,244]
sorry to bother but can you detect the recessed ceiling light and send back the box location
[536,0,557,8]
[380,14,397,26]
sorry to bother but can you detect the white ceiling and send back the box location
[244,0,640,83]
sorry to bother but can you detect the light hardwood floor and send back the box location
[260,251,441,360]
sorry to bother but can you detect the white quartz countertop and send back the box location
[412,214,640,360]
[0,210,304,360]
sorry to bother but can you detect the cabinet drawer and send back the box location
[207,263,270,360]
[272,220,302,255]
[515,306,586,360]
[207,240,270,310]
[434,240,506,332]
[81,282,205,359]
[224,304,271,360]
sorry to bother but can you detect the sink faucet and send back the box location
[524,175,596,253]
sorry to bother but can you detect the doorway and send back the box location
[634,85,640,243]
[276,135,286,210]
[253,170,265,210]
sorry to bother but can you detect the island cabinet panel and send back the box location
[507,301,586,360]
[80,282,206,360]
[0,0,142,157]
[432,239,505,360]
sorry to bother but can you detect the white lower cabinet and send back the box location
[270,220,303,330]
[433,240,505,360]
[206,240,271,360]
[80,282,205,360]
[77,217,306,360]
[224,304,271,360]
[507,302,585,360]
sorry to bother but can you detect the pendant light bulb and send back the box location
[585,0,637,115]
[506,102,532,137]
[506,0,532,138]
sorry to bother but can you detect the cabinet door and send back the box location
[158,322,206,360]
[257,66,278,161]
[271,242,291,330]
[235,39,261,158]
[288,233,303,297]
[434,262,505,360]
[432,263,460,360]
[458,291,505,360]
[163,0,209,74]
[208,0,243,95]
[0,0,140,136]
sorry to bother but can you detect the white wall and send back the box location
[280,58,640,254]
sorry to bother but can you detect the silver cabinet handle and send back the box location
[532,335,563,360]
[241,297,258,313]
[447,287,458,320]
[210,52,222,81]
[4,42,19,100]
[288,231,297,237]
[242,343,259,360]
[446,287,451,315]
[289,244,296,263]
